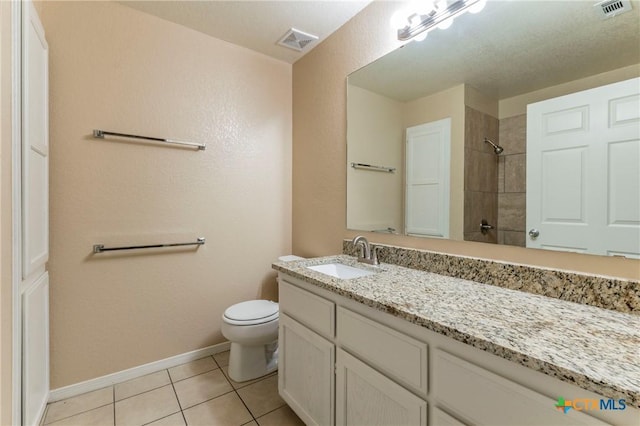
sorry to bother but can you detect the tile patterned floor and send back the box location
[42,351,304,426]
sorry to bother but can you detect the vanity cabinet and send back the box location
[278,274,625,426]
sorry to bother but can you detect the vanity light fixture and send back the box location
[394,0,487,42]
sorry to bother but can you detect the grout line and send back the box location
[113,387,116,426]
[42,401,113,425]
[234,388,257,424]
[253,403,288,424]
[166,369,188,426]
[140,410,182,426]
[176,389,237,412]
[115,382,172,404]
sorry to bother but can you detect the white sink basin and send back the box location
[307,263,375,279]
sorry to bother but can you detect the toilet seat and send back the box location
[223,300,279,326]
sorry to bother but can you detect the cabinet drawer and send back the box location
[279,279,335,339]
[434,350,608,425]
[336,307,428,395]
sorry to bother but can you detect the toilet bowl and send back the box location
[221,299,279,382]
[221,255,304,382]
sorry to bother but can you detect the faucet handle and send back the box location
[371,245,380,265]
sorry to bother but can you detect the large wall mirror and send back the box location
[347,0,640,258]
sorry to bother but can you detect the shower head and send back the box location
[484,138,504,155]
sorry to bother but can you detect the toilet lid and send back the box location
[224,300,279,325]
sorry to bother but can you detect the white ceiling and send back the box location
[348,1,640,101]
[120,1,372,63]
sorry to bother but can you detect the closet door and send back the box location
[22,0,49,277]
[21,1,50,425]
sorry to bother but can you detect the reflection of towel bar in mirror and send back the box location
[93,237,205,254]
[93,129,206,151]
[350,162,396,173]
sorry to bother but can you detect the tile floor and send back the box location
[42,351,304,426]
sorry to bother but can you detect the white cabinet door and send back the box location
[279,314,335,426]
[527,78,640,257]
[336,349,427,426]
[405,118,451,238]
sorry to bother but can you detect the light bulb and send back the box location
[468,0,487,14]
[390,9,408,30]
[413,31,428,42]
[437,17,454,30]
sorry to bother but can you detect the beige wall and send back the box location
[347,85,403,232]
[499,64,640,119]
[41,1,291,389]
[292,1,640,280]
[0,1,15,422]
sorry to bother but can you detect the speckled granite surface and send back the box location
[273,255,640,408]
[343,241,640,315]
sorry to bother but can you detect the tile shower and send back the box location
[464,106,526,246]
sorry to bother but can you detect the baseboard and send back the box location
[48,341,231,402]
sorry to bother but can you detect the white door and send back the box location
[527,78,640,257]
[335,349,427,426]
[405,118,451,238]
[20,1,50,424]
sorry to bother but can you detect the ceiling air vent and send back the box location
[594,0,633,19]
[277,28,319,52]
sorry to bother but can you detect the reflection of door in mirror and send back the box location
[405,118,450,239]
[526,77,640,258]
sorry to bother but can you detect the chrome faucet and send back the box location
[352,236,379,266]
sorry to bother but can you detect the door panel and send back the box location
[527,78,640,256]
[405,118,451,238]
[22,273,49,426]
[22,0,49,279]
[20,1,49,425]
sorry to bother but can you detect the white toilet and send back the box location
[221,255,304,382]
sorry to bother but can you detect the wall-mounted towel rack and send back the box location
[350,162,396,173]
[92,130,206,151]
[93,237,205,254]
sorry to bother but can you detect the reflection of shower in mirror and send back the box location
[484,138,504,155]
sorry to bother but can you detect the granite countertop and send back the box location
[273,255,640,409]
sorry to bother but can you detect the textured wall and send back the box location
[292,1,640,279]
[41,1,291,388]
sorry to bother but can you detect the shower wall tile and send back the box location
[498,156,505,193]
[464,105,499,245]
[486,114,499,144]
[465,106,489,152]
[503,230,526,247]
[498,193,526,232]
[464,191,498,235]
[499,114,526,154]
[464,149,498,192]
[497,114,527,243]
[505,154,526,193]
[464,230,497,244]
